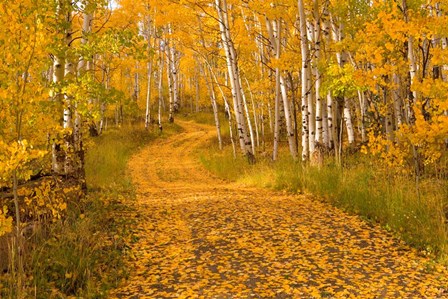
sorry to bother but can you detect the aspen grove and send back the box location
[1,0,448,297]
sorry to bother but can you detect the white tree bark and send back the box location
[215,0,254,160]
[51,0,67,174]
[326,93,335,149]
[146,59,153,128]
[165,36,175,123]
[298,0,310,161]
[158,47,164,131]
[358,90,368,142]
[332,20,355,145]
[208,63,237,157]
[239,77,256,155]
[313,0,323,146]
[205,67,223,150]
[245,78,260,148]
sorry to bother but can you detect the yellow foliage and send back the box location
[0,140,46,186]
[0,206,13,237]
[24,180,69,221]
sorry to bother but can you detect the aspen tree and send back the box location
[204,66,223,150]
[215,0,254,161]
[158,40,164,131]
[144,15,154,128]
[298,0,310,161]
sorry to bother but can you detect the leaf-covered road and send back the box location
[113,121,447,298]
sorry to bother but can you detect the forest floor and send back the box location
[112,120,448,298]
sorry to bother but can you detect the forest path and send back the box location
[112,120,447,298]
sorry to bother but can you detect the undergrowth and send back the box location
[200,139,448,259]
[0,121,180,298]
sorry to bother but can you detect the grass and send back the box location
[200,139,448,259]
[0,121,181,298]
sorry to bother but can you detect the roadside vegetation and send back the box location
[199,117,448,261]
[0,122,180,298]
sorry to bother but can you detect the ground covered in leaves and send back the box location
[112,120,448,298]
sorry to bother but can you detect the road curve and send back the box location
[112,120,447,298]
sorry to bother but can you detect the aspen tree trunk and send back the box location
[383,85,394,142]
[195,69,200,112]
[288,73,300,154]
[327,93,335,149]
[245,78,260,148]
[435,3,448,146]
[52,54,65,174]
[261,102,266,151]
[343,101,355,144]
[74,7,92,183]
[332,20,355,145]
[208,63,237,157]
[146,60,153,128]
[280,74,298,160]
[357,90,368,142]
[322,95,329,146]
[166,39,175,123]
[402,0,417,124]
[158,50,164,132]
[51,0,67,174]
[224,98,237,158]
[171,49,179,112]
[269,17,280,161]
[313,0,323,146]
[306,21,316,156]
[168,24,180,112]
[62,1,76,175]
[134,62,140,101]
[270,18,298,160]
[145,7,155,127]
[215,0,254,161]
[100,65,109,134]
[205,67,223,150]
[298,0,310,161]
[239,77,256,155]
[273,59,281,161]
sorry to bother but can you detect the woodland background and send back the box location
[0,0,447,297]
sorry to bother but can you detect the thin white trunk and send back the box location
[245,78,260,147]
[145,60,153,128]
[205,68,223,150]
[313,0,323,145]
[332,20,354,145]
[51,2,66,174]
[322,95,329,146]
[224,98,237,158]
[134,62,140,101]
[273,65,281,161]
[240,77,256,155]
[298,0,310,161]
[215,0,253,159]
[158,52,164,131]
[343,100,355,144]
[207,62,237,157]
[327,93,335,149]
[307,65,315,154]
[357,90,367,142]
[408,36,418,103]
[280,75,298,160]
[166,40,174,123]
[168,24,179,112]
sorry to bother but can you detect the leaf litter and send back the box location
[112,121,448,299]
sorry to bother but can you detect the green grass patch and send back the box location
[200,141,448,258]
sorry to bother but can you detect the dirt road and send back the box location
[112,120,447,298]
